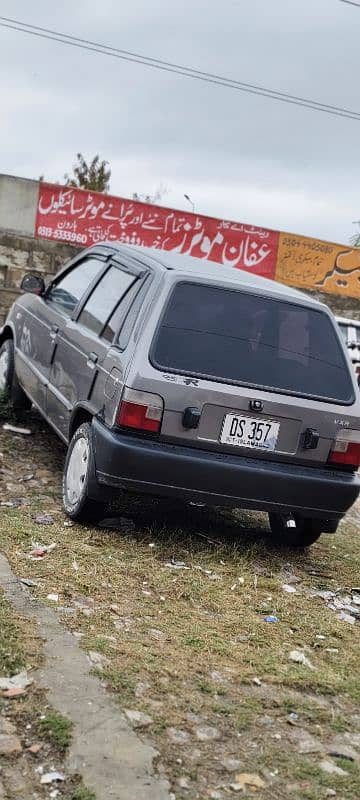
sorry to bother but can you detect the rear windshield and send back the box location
[151,282,354,404]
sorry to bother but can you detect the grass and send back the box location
[38,711,73,749]
[0,419,360,799]
[0,591,27,675]
[67,789,96,800]
[0,571,93,799]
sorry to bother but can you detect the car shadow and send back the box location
[24,412,312,562]
[100,495,309,562]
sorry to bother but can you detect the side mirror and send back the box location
[20,274,46,295]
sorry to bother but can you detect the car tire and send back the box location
[63,422,108,524]
[268,513,322,548]
[0,339,31,412]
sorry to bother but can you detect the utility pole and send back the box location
[184,194,195,213]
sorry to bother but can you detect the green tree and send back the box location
[64,153,111,193]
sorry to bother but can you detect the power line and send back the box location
[339,1,360,7]
[0,14,355,116]
[1,15,360,122]
[3,16,360,121]
[1,14,357,118]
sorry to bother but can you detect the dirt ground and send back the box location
[0,411,359,800]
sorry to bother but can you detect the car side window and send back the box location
[118,278,151,350]
[101,281,140,343]
[46,257,105,317]
[78,265,136,337]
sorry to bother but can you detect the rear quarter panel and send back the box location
[99,271,165,427]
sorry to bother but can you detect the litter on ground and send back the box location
[0,671,32,690]
[2,423,32,435]
[282,583,297,593]
[289,649,316,670]
[35,513,55,525]
[28,541,57,560]
[40,772,66,784]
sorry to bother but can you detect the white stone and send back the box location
[166,727,189,744]
[0,734,22,755]
[319,759,348,777]
[195,725,221,742]
[124,710,153,729]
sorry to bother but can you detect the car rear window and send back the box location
[151,282,354,404]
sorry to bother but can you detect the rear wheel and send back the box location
[63,422,107,524]
[0,339,31,412]
[269,513,323,548]
[0,340,11,396]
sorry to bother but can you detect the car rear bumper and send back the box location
[92,419,360,519]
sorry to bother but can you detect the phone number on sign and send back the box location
[37,226,87,244]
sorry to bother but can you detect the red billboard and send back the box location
[35,182,279,279]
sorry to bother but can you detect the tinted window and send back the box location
[79,266,135,336]
[152,283,354,403]
[47,257,104,317]
[102,281,140,342]
[118,278,151,350]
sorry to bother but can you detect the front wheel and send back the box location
[269,513,323,548]
[0,339,31,412]
[63,422,108,524]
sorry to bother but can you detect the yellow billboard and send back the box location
[276,233,360,298]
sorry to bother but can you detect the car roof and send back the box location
[100,242,327,310]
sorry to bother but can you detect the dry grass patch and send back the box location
[1,422,360,798]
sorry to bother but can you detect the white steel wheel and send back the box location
[0,339,31,411]
[64,436,90,510]
[62,422,108,523]
[0,346,9,392]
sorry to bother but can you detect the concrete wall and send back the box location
[0,171,359,327]
[0,175,39,237]
[307,289,360,321]
[0,226,359,328]
[0,230,76,326]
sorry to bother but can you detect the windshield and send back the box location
[152,283,354,404]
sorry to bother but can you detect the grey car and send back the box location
[1,243,359,547]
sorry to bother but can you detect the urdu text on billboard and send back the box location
[35,182,360,298]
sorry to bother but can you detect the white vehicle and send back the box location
[336,317,360,384]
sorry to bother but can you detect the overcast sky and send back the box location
[0,0,359,244]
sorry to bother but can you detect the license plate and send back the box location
[220,414,280,451]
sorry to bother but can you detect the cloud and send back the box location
[0,0,359,244]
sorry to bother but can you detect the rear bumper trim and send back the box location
[92,419,360,518]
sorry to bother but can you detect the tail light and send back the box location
[115,388,164,433]
[328,429,360,469]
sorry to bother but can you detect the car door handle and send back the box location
[87,352,98,366]
[50,325,59,340]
